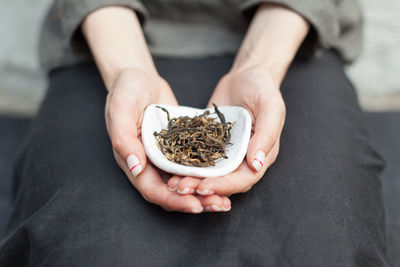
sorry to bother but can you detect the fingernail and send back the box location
[211,205,222,212]
[168,186,177,192]
[191,206,204,214]
[204,206,212,212]
[127,154,142,177]
[196,189,214,196]
[252,151,266,172]
[222,206,231,212]
[177,188,192,194]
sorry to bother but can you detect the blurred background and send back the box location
[0,0,399,116]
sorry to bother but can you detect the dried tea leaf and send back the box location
[154,104,235,167]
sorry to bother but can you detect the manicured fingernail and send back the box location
[177,188,193,194]
[252,151,265,172]
[127,154,142,177]
[211,205,222,212]
[196,189,214,196]
[191,206,203,214]
[168,186,177,192]
[222,206,231,212]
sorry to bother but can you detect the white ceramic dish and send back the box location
[141,104,252,178]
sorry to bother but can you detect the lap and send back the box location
[0,52,388,266]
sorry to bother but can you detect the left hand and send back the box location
[168,2,308,205]
[168,64,286,197]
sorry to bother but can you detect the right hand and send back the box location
[106,68,231,213]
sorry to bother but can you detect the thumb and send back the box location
[246,96,285,172]
[107,102,147,178]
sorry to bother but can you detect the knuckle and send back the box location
[240,184,253,193]
[237,179,253,193]
[141,190,158,206]
[138,183,155,203]
[141,192,150,202]
[162,206,173,212]
[111,134,125,153]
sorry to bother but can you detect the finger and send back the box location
[200,195,231,212]
[222,196,231,210]
[197,163,258,196]
[167,176,183,192]
[247,94,285,173]
[176,177,202,195]
[115,152,204,213]
[136,167,203,213]
[107,93,146,177]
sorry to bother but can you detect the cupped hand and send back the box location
[169,65,286,197]
[106,68,231,213]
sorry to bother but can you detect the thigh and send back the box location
[0,53,388,267]
[0,61,230,266]
[230,52,388,267]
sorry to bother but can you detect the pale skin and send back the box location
[82,4,309,213]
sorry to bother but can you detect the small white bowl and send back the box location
[141,104,252,178]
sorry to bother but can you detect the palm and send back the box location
[169,66,286,197]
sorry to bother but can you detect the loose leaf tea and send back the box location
[154,104,235,167]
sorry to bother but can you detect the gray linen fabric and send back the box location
[39,0,362,72]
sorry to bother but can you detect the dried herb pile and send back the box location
[154,104,235,167]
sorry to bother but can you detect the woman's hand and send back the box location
[169,65,285,196]
[83,6,231,213]
[169,3,309,198]
[106,68,231,213]
[201,65,286,195]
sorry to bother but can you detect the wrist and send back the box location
[232,3,309,87]
[82,6,157,91]
[232,49,292,87]
[105,65,159,92]
[108,67,162,92]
